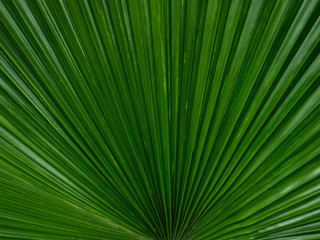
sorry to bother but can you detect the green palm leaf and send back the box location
[1,0,319,239]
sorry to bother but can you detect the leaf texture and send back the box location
[0,0,320,239]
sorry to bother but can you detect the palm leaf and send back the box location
[1,0,319,239]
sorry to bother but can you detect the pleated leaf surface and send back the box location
[0,0,320,239]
